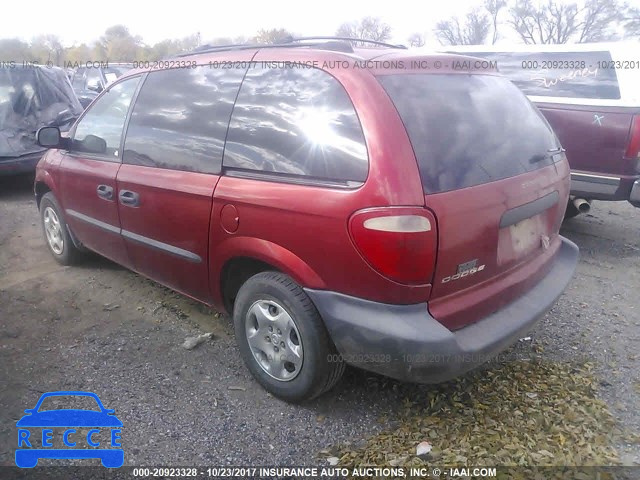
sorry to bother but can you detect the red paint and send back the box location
[116,164,218,302]
[58,155,131,267]
[220,204,239,234]
[536,102,640,198]
[35,46,572,332]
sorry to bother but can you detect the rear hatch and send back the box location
[379,72,570,330]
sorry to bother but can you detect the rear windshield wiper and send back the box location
[529,147,565,164]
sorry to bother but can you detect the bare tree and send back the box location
[436,9,491,45]
[0,38,32,62]
[624,6,640,36]
[64,43,93,64]
[508,0,623,44]
[407,33,426,47]
[252,28,292,44]
[99,25,144,60]
[577,0,624,41]
[336,17,392,45]
[31,35,64,64]
[485,0,508,44]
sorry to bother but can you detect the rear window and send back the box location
[459,51,620,100]
[379,74,559,194]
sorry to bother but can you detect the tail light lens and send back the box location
[625,115,640,160]
[349,207,437,285]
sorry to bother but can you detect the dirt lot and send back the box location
[1,173,639,471]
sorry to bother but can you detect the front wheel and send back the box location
[40,192,83,265]
[233,272,344,402]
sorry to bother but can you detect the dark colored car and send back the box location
[33,39,578,402]
[71,64,133,109]
[445,43,640,216]
[0,65,82,175]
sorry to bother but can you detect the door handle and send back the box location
[96,184,114,200]
[119,190,140,207]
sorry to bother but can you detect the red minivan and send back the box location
[33,38,578,402]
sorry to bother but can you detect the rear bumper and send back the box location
[570,172,640,204]
[630,180,640,207]
[306,236,578,383]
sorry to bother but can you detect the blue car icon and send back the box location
[16,391,123,468]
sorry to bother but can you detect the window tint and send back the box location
[379,74,559,194]
[462,51,620,100]
[72,77,139,158]
[123,66,245,174]
[223,66,368,184]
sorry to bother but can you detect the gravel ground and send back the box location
[0,173,638,470]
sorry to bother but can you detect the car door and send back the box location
[58,76,141,267]
[116,63,247,302]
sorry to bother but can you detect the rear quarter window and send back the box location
[223,65,368,185]
[379,73,559,194]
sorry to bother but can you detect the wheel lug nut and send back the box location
[268,326,273,332]
[265,336,270,342]
[274,346,279,352]
[277,329,282,335]
[280,341,285,348]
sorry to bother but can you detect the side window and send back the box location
[467,51,620,100]
[122,66,246,174]
[72,77,139,159]
[223,66,368,184]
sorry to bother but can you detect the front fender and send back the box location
[34,151,61,207]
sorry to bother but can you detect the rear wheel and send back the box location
[40,192,83,265]
[233,272,344,402]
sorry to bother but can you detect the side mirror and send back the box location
[37,126,62,147]
[86,77,103,93]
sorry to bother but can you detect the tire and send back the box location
[233,272,344,402]
[40,192,83,265]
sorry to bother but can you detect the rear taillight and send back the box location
[349,207,437,285]
[625,115,640,160]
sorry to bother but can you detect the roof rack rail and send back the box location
[176,43,257,56]
[286,36,407,49]
[176,36,405,57]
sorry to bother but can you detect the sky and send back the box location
[2,0,492,46]
[3,0,640,47]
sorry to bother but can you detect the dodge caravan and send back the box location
[33,38,578,402]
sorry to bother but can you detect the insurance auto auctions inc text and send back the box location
[196,466,498,478]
